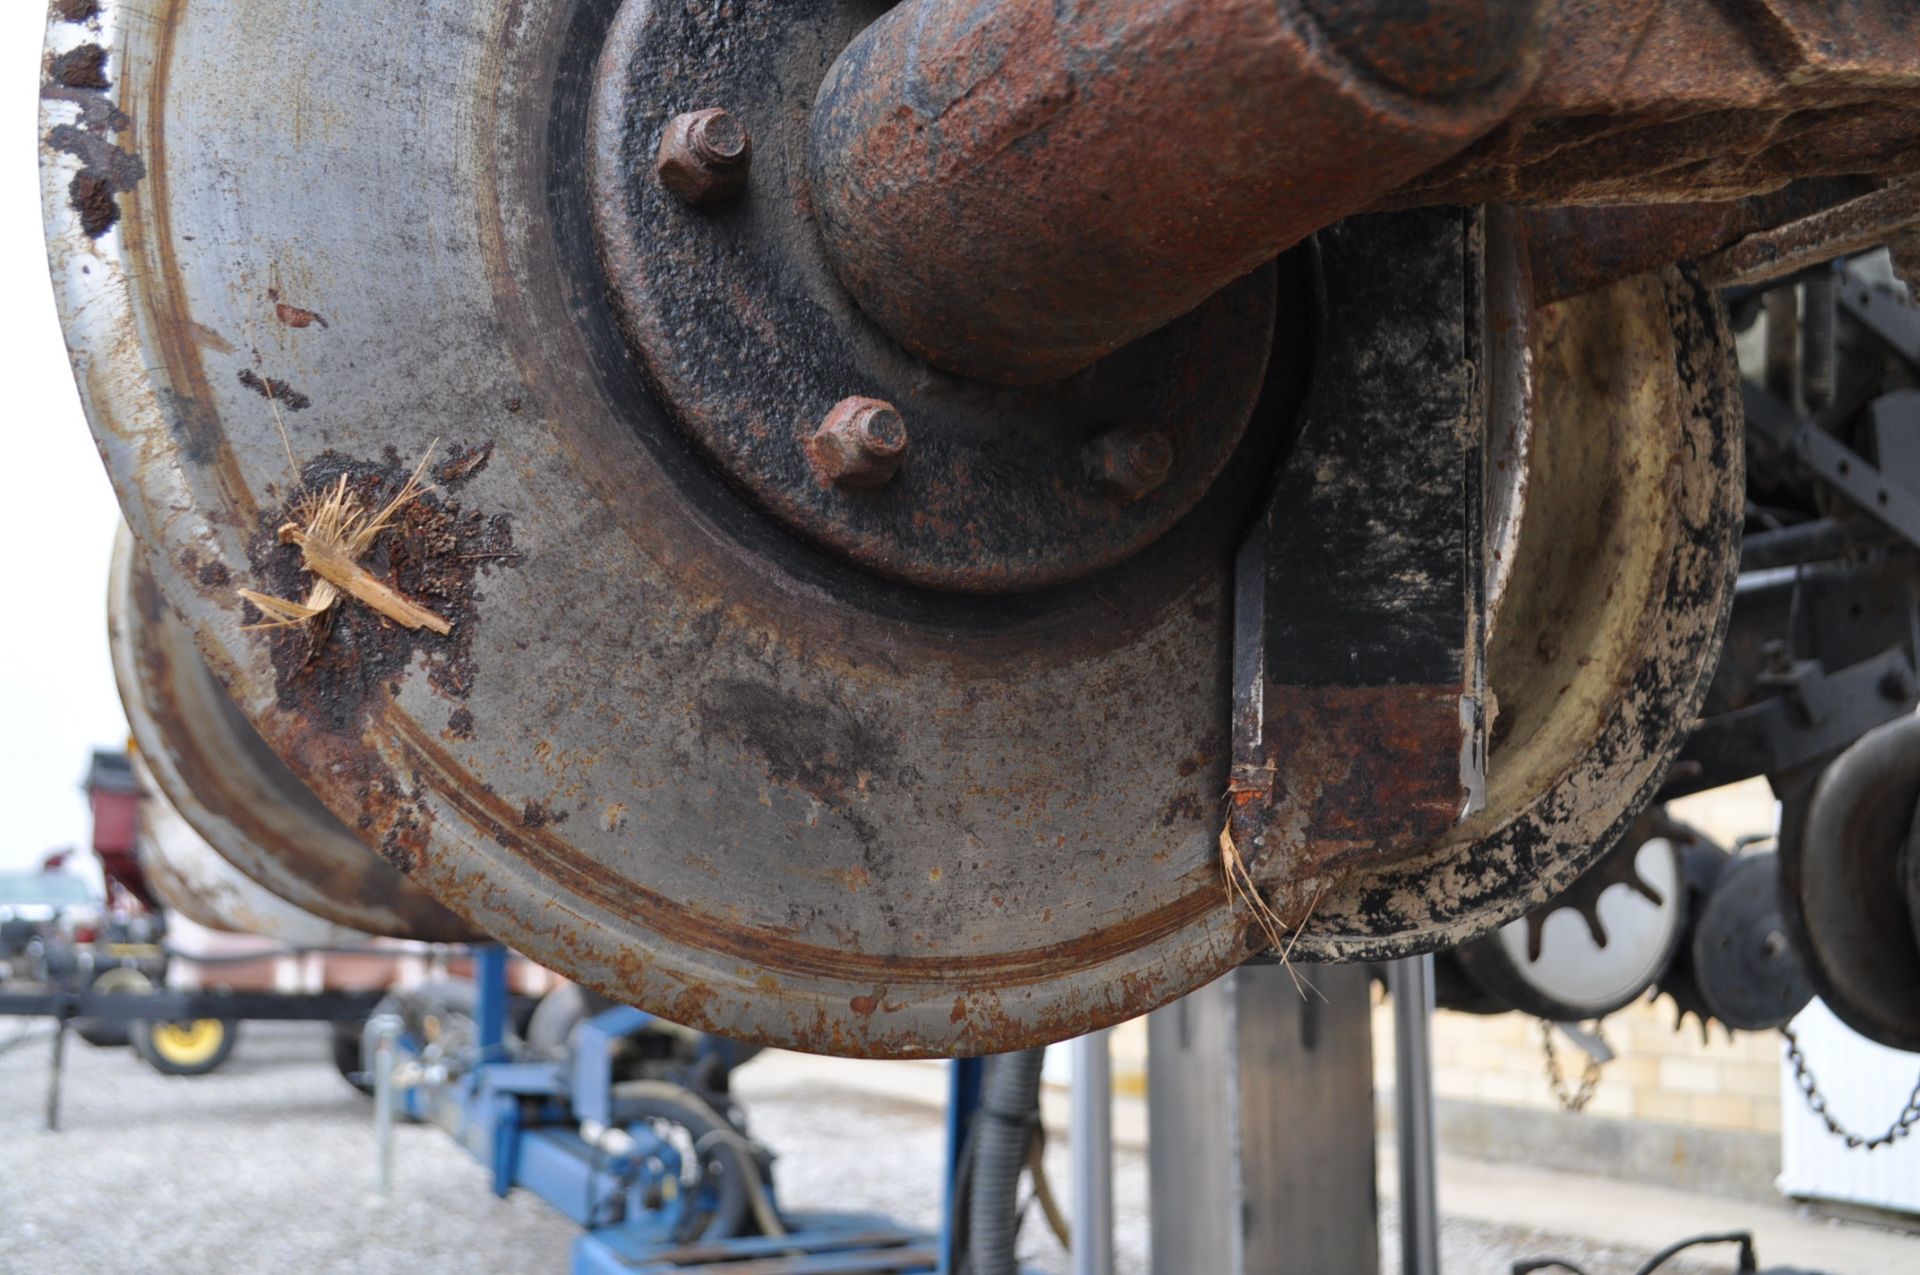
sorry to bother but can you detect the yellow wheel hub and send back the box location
[149,1020,225,1066]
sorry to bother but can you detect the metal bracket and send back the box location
[1837,265,1920,369]
[1228,208,1488,881]
[570,1004,654,1131]
[1743,381,1920,550]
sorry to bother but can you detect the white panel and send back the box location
[1778,1000,1920,1215]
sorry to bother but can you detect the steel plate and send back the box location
[47,0,1739,1055]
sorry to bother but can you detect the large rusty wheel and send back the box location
[110,530,479,942]
[46,0,1738,1055]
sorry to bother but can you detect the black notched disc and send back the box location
[1656,833,1733,1039]
[1690,851,1814,1032]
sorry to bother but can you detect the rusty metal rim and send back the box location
[107,528,482,942]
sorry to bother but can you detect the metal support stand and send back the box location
[473,945,509,1057]
[939,1058,985,1275]
[1147,963,1379,1275]
[1390,956,1442,1275]
[369,1011,402,1199]
[45,1007,69,1132]
[1070,1031,1115,1275]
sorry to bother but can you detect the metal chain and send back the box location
[1540,1020,1606,1114]
[1781,1025,1920,1150]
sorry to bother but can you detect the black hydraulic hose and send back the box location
[967,1048,1046,1275]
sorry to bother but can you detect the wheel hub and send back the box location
[585,0,1279,592]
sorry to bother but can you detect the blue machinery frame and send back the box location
[443,948,971,1274]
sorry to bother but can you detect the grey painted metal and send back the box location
[1147,965,1379,1275]
[1389,956,1441,1275]
[1068,1030,1114,1275]
[43,0,1742,1055]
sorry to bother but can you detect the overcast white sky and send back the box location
[0,8,132,874]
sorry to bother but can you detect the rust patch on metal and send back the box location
[119,544,476,940]
[272,300,327,329]
[1524,180,1873,305]
[235,367,311,411]
[384,707,1219,994]
[242,450,516,737]
[807,0,1543,384]
[42,38,141,240]
[69,171,119,237]
[51,43,109,90]
[432,440,495,488]
[1231,685,1468,882]
[1702,179,1920,289]
[1391,0,1920,208]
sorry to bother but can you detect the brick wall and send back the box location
[1372,995,1785,1138]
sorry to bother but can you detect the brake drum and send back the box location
[45,0,1741,1054]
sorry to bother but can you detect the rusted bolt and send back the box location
[810,396,908,490]
[1087,426,1173,502]
[656,108,752,206]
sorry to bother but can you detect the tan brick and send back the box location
[1433,1066,1480,1102]
[1456,1041,1511,1072]
[1478,1070,1546,1108]
[1584,1083,1634,1118]
[1659,1058,1720,1094]
[1636,1090,1693,1123]
[1604,1056,1660,1089]
[1690,1093,1756,1131]
[1722,1061,1782,1100]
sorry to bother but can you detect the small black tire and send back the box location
[609,1083,757,1244]
[135,1016,239,1076]
[332,1020,373,1095]
[75,965,153,1047]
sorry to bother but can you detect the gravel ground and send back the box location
[736,1064,1712,1275]
[0,1019,1742,1274]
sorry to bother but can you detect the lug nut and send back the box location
[1087,426,1173,502]
[656,108,752,206]
[811,396,908,490]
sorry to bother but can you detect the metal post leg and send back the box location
[1147,964,1378,1275]
[45,1011,69,1133]
[940,1057,985,1275]
[1390,956,1442,1275]
[1070,1031,1114,1275]
[473,945,509,1057]
[370,1011,402,1198]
